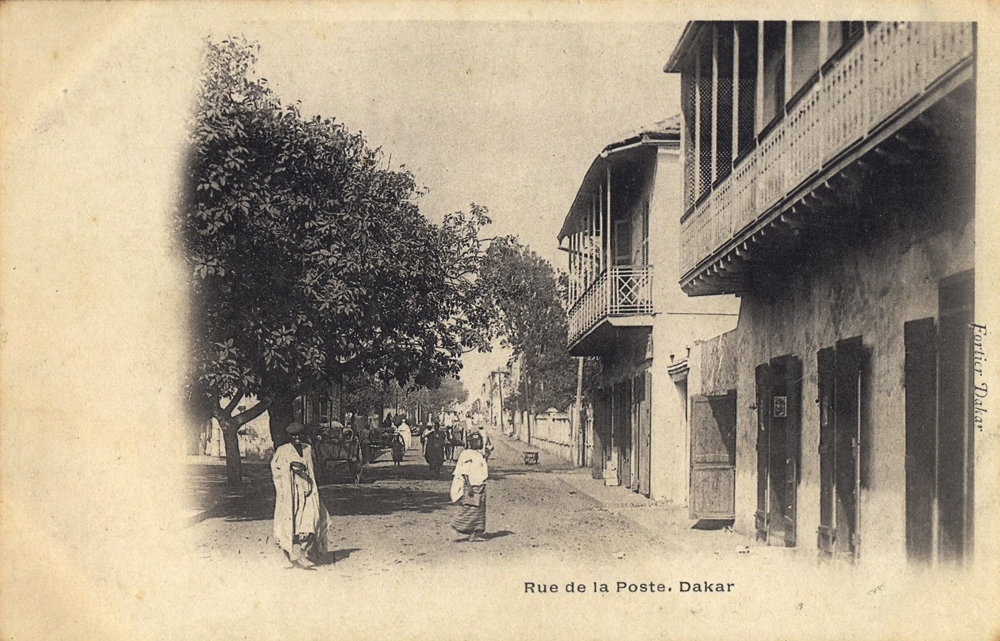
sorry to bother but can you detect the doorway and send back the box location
[689,391,737,519]
[755,355,803,546]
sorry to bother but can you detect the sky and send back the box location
[233,20,685,394]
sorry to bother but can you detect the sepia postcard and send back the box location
[1,2,999,640]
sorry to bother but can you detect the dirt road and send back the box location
[185,430,671,577]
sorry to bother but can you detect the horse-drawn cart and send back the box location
[310,420,401,483]
[309,421,365,484]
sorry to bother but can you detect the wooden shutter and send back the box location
[781,356,803,548]
[834,336,863,561]
[689,394,737,520]
[638,371,652,496]
[937,270,974,563]
[817,347,837,557]
[904,317,937,563]
[755,364,771,541]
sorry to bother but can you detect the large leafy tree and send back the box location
[179,38,490,484]
[472,237,586,420]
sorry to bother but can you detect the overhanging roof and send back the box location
[557,116,680,241]
[663,22,706,73]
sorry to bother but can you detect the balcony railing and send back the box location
[568,265,654,346]
[680,21,974,278]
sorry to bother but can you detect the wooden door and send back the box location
[774,355,802,548]
[834,337,862,561]
[617,383,632,489]
[904,318,937,563]
[937,271,975,563]
[817,347,837,558]
[637,372,652,496]
[755,364,772,541]
[689,393,737,519]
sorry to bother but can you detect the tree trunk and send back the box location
[269,393,296,449]
[220,420,242,487]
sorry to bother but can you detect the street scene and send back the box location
[173,14,988,641]
[184,427,749,574]
[2,7,997,641]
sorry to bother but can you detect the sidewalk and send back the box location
[183,455,274,527]
[493,428,768,560]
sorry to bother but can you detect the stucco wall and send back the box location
[647,148,740,504]
[731,184,974,565]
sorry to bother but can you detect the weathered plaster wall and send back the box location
[732,185,974,566]
[648,149,739,503]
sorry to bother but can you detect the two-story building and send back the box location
[558,117,739,506]
[665,21,977,566]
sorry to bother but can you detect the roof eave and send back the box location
[663,21,703,73]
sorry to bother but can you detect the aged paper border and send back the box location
[1,1,999,640]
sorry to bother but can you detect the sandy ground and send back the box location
[168,432,997,641]
[183,431,695,576]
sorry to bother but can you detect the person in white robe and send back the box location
[396,417,412,450]
[270,422,329,568]
[450,433,489,541]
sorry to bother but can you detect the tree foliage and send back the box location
[472,237,584,413]
[178,37,491,483]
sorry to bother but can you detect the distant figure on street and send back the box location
[424,423,446,478]
[420,423,432,455]
[450,431,489,542]
[443,426,457,462]
[469,425,493,462]
[390,432,405,466]
[270,422,329,569]
[397,417,412,450]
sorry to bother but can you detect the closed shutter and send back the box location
[781,355,803,548]
[834,336,863,561]
[817,347,837,557]
[755,364,771,541]
[904,317,937,563]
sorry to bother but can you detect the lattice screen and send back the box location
[682,74,697,211]
[716,26,734,177]
[698,43,714,200]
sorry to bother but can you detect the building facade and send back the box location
[665,21,977,565]
[558,119,739,504]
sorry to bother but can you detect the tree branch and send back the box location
[232,397,271,428]
[223,387,245,417]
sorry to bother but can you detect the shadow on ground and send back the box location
[479,529,514,541]
[323,485,452,516]
[691,519,734,531]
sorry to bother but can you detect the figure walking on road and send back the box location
[424,423,446,478]
[390,432,405,466]
[450,431,489,542]
[270,422,329,569]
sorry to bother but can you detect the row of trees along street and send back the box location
[178,37,592,485]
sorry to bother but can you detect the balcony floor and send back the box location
[568,315,654,358]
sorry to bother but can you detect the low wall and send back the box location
[511,411,578,463]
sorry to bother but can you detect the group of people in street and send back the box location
[269,417,494,568]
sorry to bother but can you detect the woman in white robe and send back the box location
[271,422,329,568]
[450,433,489,541]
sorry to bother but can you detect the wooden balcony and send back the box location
[567,265,654,356]
[680,22,974,295]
